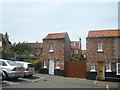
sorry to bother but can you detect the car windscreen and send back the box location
[28,64,33,68]
[7,61,17,66]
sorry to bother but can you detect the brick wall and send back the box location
[86,37,118,72]
[64,34,71,62]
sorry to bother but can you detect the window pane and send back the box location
[116,63,120,75]
[118,69,120,74]
[50,44,54,50]
[91,62,95,70]
[28,64,34,68]
[44,60,47,67]
[98,42,102,50]
[118,64,120,68]
[56,60,59,67]
[106,62,110,70]
[71,42,76,46]
[2,61,7,66]
[7,61,17,66]
[74,50,78,54]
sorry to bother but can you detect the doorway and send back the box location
[97,61,105,80]
[49,60,54,75]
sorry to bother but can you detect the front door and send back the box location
[49,60,54,75]
[97,61,105,80]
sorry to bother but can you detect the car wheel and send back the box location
[13,77,19,80]
[2,73,3,81]
[3,71,7,80]
[29,75,33,77]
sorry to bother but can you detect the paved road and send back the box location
[1,74,119,89]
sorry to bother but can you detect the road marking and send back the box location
[32,77,44,82]
[3,81,20,85]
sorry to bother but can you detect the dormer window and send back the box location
[97,42,103,52]
[49,44,54,52]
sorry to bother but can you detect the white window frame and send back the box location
[97,42,103,52]
[49,44,54,52]
[90,62,96,72]
[74,50,79,54]
[116,63,120,75]
[43,60,47,68]
[106,62,112,72]
[55,60,60,69]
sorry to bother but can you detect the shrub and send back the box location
[71,57,80,61]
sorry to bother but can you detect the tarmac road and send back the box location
[1,73,119,89]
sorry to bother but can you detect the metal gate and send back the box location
[65,61,86,78]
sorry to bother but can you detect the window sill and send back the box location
[55,67,60,69]
[97,49,103,52]
[106,70,112,72]
[90,70,96,72]
[116,73,120,75]
[49,50,54,53]
[43,66,47,68]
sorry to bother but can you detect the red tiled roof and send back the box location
[82,50,86,54]
[88,29,120,38]
[43,32,67,40]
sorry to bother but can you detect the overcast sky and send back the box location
[0,1,118,49]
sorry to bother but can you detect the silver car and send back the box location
[15,61,34,77]
[0,59,24,80]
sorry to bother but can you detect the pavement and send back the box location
[1,73,119,89]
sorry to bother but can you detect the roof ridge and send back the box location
[89,29,120,32]
[48,32,67,35]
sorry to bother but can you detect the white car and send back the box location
[15,61,34,77]
[0,59,24,80]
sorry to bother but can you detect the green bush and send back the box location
[71,57,80,61]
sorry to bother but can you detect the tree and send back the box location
[10,42,32,56]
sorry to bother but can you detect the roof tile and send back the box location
[88,29,120,38]
[43,32,67,40]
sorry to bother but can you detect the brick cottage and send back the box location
[40,32,71,76]
[86,30,120,81]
